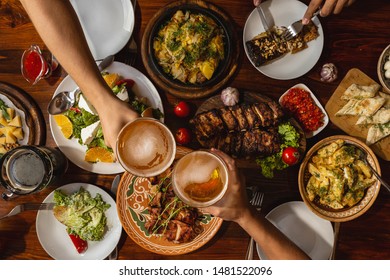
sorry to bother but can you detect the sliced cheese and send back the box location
[8,115,22,127]
[81,120,101,145]
[116,87,129,102]
[78,94,97,115]
[12,127,24,140]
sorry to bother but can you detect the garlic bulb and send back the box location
[221,87,239,106]
[320,63,338,82]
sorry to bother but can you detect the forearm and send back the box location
[238,208,310,260]
[19,0,113,109]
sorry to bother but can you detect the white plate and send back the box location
[279,83,329,138]
[36,183,122,260]
[49,61,164,174]
[243,0,324,80]
[256,201,334,260]
[70,0,134,60]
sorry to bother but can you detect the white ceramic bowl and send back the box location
[377,44,390,94]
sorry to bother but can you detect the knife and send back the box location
[256,6,272,34]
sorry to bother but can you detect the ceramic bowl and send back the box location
[298,135,381,222]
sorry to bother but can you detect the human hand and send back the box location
[202,148,251,223]
[95,95,139,153]
[303,0,356,24]
[253,0,262,6]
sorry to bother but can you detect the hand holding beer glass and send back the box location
[116,118,229,208]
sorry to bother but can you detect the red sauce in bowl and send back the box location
[280,87,324,132]
[21,45,49,84]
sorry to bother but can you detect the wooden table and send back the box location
[1,0,390,260]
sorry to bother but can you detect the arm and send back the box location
[19,0,138,149]
[204,148,310,260]
[303,0,356,24]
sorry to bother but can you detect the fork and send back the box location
[0,203,55,221]
[124,0,138,66]
[245,191,264,260]
[282,8,321,41]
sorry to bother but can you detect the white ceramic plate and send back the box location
[243,0,324,80]
[256,201,334,260]
[49,61,164,174]
[36,183,122,260]
[279,83,329,138]
[70,0,134,60]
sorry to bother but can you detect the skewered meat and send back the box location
[145,171,200,243]
[190,99,284,158]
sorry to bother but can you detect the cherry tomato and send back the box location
[175,127,191,145]
[174,101,191,118]
[116,79,135,91]
[282,147,300,166]
[68,233,88,254]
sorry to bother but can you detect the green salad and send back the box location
[256,122,301,178]
[53,187,111,241]
[63,73,163,157]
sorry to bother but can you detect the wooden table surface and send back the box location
[1,0,390,260]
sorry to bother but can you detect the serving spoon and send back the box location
[47,55,115,115]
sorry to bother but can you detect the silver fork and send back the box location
[245,191,264,260]
[124,0,138,66]
[283,9,321,41]
[0,203,55,220]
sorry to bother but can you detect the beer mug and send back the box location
[172,150,229,207]
[0,146,68,199]
[116,118,176,177]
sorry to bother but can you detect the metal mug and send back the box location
[0,145,68,200]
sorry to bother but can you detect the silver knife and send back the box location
[0,203,55,220]
[256,6,272,33]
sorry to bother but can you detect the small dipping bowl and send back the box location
[172,150,229,208]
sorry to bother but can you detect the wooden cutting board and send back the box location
[325,68,390,161]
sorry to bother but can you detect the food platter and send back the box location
[256,201,334,260]
[0,82,45,146]
[36,183,122,260]
[243,0,324,80]
[141,0,239,99]
[49,61,164,174]
[116,171,223,255]
[195,91,306,168]
[69,0,134,60]
[325,68,390,161]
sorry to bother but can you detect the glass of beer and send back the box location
[172,150,229,208]
[116,118,176,177]
[0,146,68,199]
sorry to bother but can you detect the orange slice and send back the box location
[103,73,120,88]
[85,147,115,163]
[53,115,73,139]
